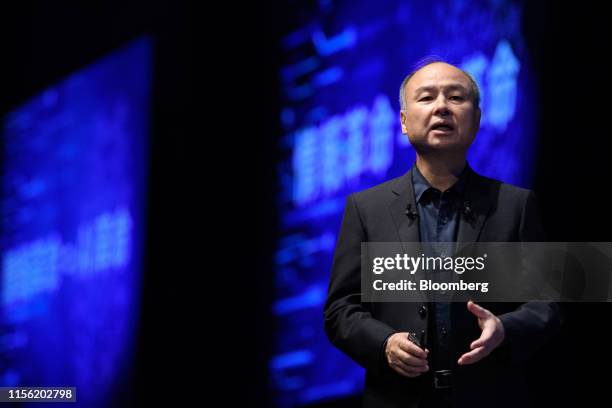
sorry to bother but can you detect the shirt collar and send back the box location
[411,162,470,203]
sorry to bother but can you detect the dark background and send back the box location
[2,0,611,406]
[523,1,612,405]
[1,1,195,406]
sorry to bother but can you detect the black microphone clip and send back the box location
[405,203,418,220]
[462,201,473,220]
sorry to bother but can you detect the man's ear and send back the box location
[474,107,481,131]
[400,111,408,134]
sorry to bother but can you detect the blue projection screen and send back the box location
[0,38,151,407]
[272,1,537,406]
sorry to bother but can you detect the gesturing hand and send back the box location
[457,300,505,365]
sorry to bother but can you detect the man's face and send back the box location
[400,62,481,154]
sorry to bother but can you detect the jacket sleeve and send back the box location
[323,194,396,375]
[498,191,564,364]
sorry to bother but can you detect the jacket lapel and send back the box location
[389,169,420,244]
[389,169,428,303]
[455,169,496,255]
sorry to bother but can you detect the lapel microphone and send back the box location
[405,203,419,220]
[407,202,472,220]
[462,201,473,220]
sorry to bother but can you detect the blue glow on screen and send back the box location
[272,1,537,407]
[1,37,151,407]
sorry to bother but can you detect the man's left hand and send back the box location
[458,300,505,365]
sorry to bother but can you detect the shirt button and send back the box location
[441,327,447,336]
[419,305,427,318]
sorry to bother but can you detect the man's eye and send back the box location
[450,95,464,101]
[419,96,433,102]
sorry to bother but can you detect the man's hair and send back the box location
[399,56,481,111]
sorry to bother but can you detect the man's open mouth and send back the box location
[430,123,454,132]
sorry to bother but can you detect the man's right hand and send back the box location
[385,332,429,378]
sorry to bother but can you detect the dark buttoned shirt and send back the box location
[412,163,469,370]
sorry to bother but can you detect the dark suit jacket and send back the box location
[324,167,562,408]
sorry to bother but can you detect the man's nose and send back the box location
[433,97,450,116]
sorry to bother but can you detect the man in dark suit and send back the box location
[324,60,562,407]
